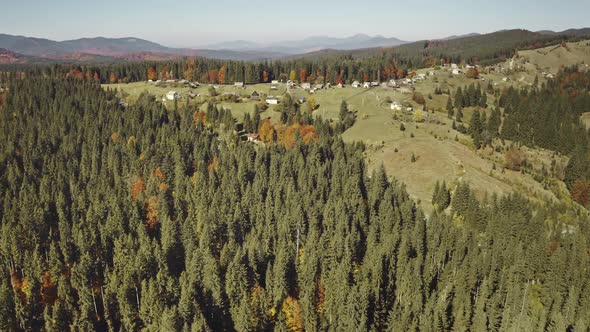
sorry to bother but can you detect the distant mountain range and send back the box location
[200,34,408,54]
[0,28,588,64]
[0,34,284,62]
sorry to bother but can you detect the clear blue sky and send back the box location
[1,0,588,47]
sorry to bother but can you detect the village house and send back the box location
[315,83,324,90]
[416,74,426,80]
[189,82,200,88]
[148,79,153,83]
[166,79,176,83]
[337,83,344,88]
[250,91,260,101]
[451,63,458,69]
[301,83,311,90]
[452,69,462,75]
[428,71,435,76]
[387,79,397,87]
[234,82,245,88]
[179,79,189,84]
[352,80,361,88]
[363,82,371,88]
[390,102,402,111]
[266,96,279,105]
[165,91,180,101]
[188,92,199,99]
[371,81,380,87]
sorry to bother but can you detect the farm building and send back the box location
[315,84,324,90]
[234,82,245,88]
[352,81,361,88]
[271,80,279,84]
[363,82,371,88]
[165,91,180,101]
[337,83,344,88]
[371,82,380,87]
[266,96,279,105]
[166,79,176,83]
[452,69,462,75]
[390,102,402,111]
[189,82,200,88]
[188,92,199,99]
[250,91,260,101]
[387,79,397,87]
[301,83,311,90]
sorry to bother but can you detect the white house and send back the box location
[352,81,361,88]
[387,79,397,87]
[451,63,458,69]
[363,82,371,88]
[165,91,180,101]
[266,96,279,105]
[337,83,344,88]
[234,82,245,88]
[271,80,279,85]
[452,69,462,75]
[315,83,324,90]
[416,74,426,80]
[301,83,311,90]
[428,71,435,76]
[371,81,380,87]
[390,102,402,111]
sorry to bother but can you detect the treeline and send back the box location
[0,30,583,87]
[1,76,590,331]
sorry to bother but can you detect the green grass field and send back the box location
[104,66,572,213]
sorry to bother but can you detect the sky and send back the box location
[1,0,589,47]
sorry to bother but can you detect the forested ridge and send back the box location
[0,30,585,86]
[1,77,590,331]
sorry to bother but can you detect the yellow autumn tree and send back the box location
[289,70,297,82]
[281,296,304,331]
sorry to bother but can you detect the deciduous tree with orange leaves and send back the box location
[300,68,307,83]
[259,118,277,143]
[147,66,158,81]
[219,66,227,85]
[109,72,117,84]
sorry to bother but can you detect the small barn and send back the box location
[250,91,260,101]
[234,82,245,88]
[266,96,279,105]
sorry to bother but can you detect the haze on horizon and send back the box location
[1,0,589,48]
